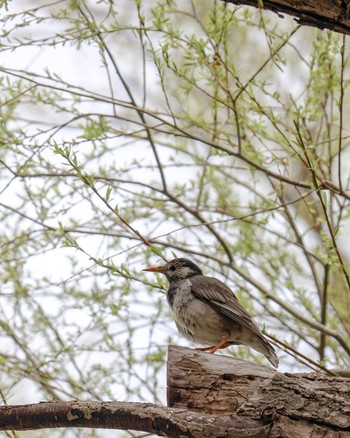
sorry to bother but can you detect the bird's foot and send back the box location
[208,337,230,354]
[195,338,230,354]
[195,346,216,352]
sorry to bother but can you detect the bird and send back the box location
[143,257,278,368]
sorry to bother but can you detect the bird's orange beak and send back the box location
[143,265,166,272]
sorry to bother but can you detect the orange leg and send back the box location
[209,337,230,354]
[195,346,215,351]
[195,337,230,354]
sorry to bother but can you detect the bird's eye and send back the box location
[169,265,176,271]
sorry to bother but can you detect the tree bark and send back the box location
[0,346,349,437]
[222,0,350,35]
[167,346,350,437]
[0,400,255,437]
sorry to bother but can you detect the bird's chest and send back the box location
[167,279,193,313]
[167,279,226,344]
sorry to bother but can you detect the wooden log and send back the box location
[167,346,350,437]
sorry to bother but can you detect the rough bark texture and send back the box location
[0,346,349,437]
[167,346,350,437]
[0,400,258,436]
[222,0,350,35]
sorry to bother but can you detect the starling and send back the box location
[144,257,278,367]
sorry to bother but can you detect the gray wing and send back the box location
[190,275,262,334]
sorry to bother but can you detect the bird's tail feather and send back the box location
[251,336,279,368]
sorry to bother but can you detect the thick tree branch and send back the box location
[223,0,350,35]
[0,400,270,437]
[167,346,350,437]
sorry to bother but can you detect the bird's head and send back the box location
[143,258,202,282]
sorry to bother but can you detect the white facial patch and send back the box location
[177,267,193,278]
